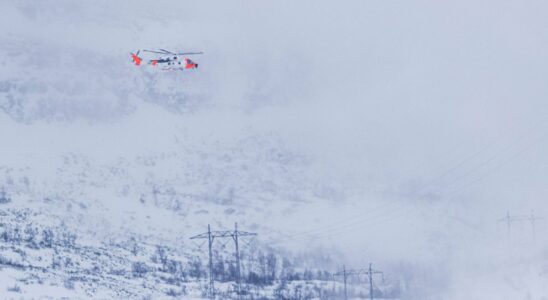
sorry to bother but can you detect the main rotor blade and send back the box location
[159,48,176,54]
[142,49,169,54]
[141,49,203,55]
[177,52,204,55]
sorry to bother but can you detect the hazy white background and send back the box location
[1,0,548,298]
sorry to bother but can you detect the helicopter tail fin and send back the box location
[185,58,198,69]
[131,52,142,66]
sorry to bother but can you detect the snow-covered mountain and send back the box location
[0,1,377,298]
[2,0,548,299]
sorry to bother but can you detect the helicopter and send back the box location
[131,49,202,70]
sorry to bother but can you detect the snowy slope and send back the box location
[1,0,548,299]
[0,2,367,298]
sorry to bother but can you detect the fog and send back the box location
[1,0,548,298]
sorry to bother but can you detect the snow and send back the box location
[1,0,548,298]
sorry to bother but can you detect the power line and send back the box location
[273,151,507,243]
[293,205,406,242]
[420,116,548,196]
[264,118,548,247]
[444,131,548,200]
[267,202,408,247]
[282,201,401,239]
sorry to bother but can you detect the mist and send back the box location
[1,0,548,299]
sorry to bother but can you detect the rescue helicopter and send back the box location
[131,49,202,71]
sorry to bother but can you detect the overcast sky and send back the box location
[1,0,548,298]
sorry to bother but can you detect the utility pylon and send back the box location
[207,225,214,297]
[233,222,242,297]
[364,263,383,300]
[190,223,257,299]
[342,265,349,300]
[333,265,352,300]
[498,210,542,243]
[334,264,384,300]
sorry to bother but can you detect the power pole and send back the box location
[208,224,214,297]
[233,222,242,298]
[498,211,542,243]
[333,265,349,300]
[343,265,347,300]
[363,263,383,300]
[334,264,384,300]
[369,264,373,300]
[190,223,257,299]
[530,210,538,242]
[505,211,511,239]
